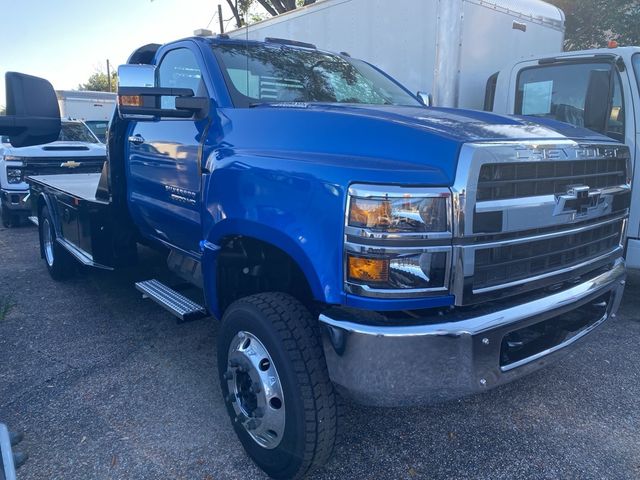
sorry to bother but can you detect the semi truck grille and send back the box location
[473,219,623,291]
[477,158,627,201]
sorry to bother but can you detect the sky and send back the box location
[0,0,245,107]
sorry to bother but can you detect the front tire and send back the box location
[39,206,76,280]
[217,293,340,479]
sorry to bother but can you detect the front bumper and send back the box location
[319,262,626,407]
[0,189,29,214]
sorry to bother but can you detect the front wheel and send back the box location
[217,293,341,479]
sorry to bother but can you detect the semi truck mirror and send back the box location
[584,69,612,135]
[417,91,433,107]
[0,72,61,147]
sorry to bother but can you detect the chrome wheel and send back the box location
[42,218,54,267]
[225,331,286,449]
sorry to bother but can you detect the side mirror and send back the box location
[584,69,612,134]
[0,72,61,147]
[417,91,433,107]
[117,64,208,120]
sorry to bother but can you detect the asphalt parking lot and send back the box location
[1,223,639,480]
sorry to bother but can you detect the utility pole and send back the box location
[106,59,112,92]
[218,4,224,34]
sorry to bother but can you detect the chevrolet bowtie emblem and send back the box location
[554,185,604,217]
[60,160,81,168]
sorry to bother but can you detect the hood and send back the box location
[219,104,612,185]
[1,141,106,159]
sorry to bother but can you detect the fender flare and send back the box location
[202,219,325,318]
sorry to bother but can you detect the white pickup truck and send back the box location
[0,119,105,227]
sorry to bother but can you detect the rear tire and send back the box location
[39,206,76,280]
[217,292,341,479]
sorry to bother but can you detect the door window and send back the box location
[157,48,206,109]
[515,62,625,141]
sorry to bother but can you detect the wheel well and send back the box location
[216,236,314,314]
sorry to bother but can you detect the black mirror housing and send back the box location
[0,72,61,147]
[117,86,208,120]
[584,69,612,135]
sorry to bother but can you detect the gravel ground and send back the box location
[1,223,639,480]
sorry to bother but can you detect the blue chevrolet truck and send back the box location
[9,35,632,478]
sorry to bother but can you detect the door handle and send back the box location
[128,135,145,145]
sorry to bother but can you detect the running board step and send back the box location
[135,279,207,322]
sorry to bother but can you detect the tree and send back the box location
[78,70,118,92]
[225,0,253,27]
[547,0,640,50]
[226,0,317,27]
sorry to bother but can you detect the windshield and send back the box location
[213,44,421,108]
[58,122,99,143]
[84,120,109,143]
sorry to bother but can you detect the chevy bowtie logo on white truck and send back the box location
[60,160,81,168]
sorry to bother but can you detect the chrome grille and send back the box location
[474,219,623,291]
[477,158,627,201]
[452,142,631,306]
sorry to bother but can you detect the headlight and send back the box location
[348,195,448,233]
[345,185,452,298]
[6,167,24,184]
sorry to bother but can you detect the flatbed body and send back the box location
[28,173,115,269]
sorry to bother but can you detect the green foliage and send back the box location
[547,0,640,50]
[78,70,118,92]
[0,295,14,321]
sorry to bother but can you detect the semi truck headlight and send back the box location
[345,185,452,299]
[6,167,24,184]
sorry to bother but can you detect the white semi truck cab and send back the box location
[488,47,640,267]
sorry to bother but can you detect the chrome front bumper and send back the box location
[319,262,626,407]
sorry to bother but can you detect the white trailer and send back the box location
[56,90,116,142]
[228,0,565,110]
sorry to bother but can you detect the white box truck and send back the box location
[228,0,565,109]
[56,90,116,142]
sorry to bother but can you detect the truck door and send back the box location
[127,46,211,255]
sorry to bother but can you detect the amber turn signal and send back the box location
[347,255,389,283]
[119,95,143,107]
